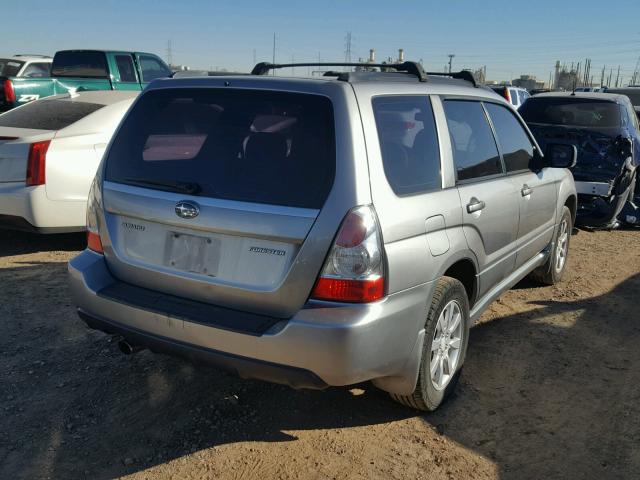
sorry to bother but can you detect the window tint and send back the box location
[485,103,534,172]
[52,51,108,78]
[0,59,24,77]
[443,100,503,181]
[372,96,441,195]
[115,55,137,82]
[519,98,621,128]
[0,99,103,130]
[21,62,51,78]
[139,55,171,82]
[105,88,335,209]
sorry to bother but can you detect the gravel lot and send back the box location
[1,228,639,479]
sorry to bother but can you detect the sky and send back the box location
[4,0,640,84]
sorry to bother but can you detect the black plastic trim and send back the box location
[97,281,285,336]
[78,309,328,390]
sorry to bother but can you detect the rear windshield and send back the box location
[520,98,621,128]
[52,51,108,78]
[0,59,24,77]
[0,99,104,130]
[105,88,336,209]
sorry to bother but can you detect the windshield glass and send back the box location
[0,98,104,130]
[105,88,336,209]
[0,59,24,77]
[520,97,621,128]
[52,51,108,78]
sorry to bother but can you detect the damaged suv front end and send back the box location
[521,93,639,228]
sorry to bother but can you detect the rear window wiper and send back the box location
[121,178,202,195]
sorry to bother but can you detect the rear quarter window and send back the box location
[372,95,441,195]
[105,88,336,209]
[520,98,621,128]
[0,99,103,130]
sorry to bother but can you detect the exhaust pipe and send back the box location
[118,339,144,355]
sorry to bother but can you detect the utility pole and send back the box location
[600,65,606,88]
[272,33,276,75]
[344,32,352,63]
[166,39,173,67]
[615,65,621,87]
[607,69,613,87]
[447,54,455,73]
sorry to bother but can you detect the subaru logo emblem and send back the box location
[175,201,200,219]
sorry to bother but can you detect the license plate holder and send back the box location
[165,232,221,276]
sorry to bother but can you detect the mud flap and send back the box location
[371,329,425,395]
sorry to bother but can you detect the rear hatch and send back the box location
[101,85,340,317]
[521,97,628,182]
[0,96,105,182]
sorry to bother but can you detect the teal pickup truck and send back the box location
[1,49,171,111]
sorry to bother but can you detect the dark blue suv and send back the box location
[520,92,639,228]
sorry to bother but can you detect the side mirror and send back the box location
[545,143,577,169]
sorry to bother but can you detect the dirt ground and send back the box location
[0,228,639,480]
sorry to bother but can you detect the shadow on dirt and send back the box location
[1,261,639,479]
[427,272,640,479]
[0,229,85,257]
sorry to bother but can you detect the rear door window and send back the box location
[138,55,171,82]
[105,88,336,209]
[519,98,622,127]
[115,55,137,82]
[0,99,103,130]
[443,100,503,181]
[52,51,108,78]
[372,95,441,195]
[485,103,534,172]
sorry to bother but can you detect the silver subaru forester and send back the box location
[69,62,577,411]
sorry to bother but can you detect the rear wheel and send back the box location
[391,277,470,411]
[529,206,572,285]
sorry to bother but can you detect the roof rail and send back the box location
[13,54,52,59]
[425,70,478,87]
[251,61,428,82]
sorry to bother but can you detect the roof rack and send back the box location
[425,70,478,87]
[13,54,52,58]
[251,61,429,82]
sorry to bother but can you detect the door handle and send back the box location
[466,197,486,213]
[521,185,532,196]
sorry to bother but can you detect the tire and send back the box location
[529,206,572,285]
[390,277,470,412]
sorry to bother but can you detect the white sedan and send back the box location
[0,90,138,233]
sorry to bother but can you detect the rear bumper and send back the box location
[77,309,328,389]
[0,182,86,232]
[68,251,430,393]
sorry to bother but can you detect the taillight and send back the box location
[26,140,50,186]
[503,89,512,104]
[86,176,104,254]
[87,231,104,254]
[311,205,385,303]
[3,79,16,103]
